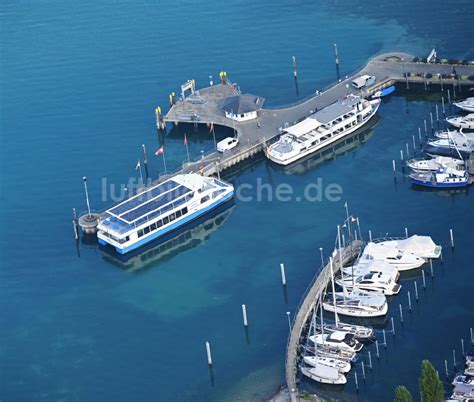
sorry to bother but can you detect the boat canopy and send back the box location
[362,242,401,259]
[376,235,440,258]
[285,117,321,136]
[329,331,347,341]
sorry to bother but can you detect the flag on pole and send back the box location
[184,133,188,146]
[155,146,164,156]
[135,159,141,170]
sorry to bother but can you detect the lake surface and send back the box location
[1,1,473,401]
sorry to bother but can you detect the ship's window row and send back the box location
[137,207,189,238]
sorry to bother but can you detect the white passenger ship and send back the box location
[266,95,381,165]
[97,174,234,254]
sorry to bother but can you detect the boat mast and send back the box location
[319,293,325,345]
[330,257,339,327]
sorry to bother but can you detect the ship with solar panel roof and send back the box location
[97,174,234,254]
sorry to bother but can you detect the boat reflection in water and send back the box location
[273,116,380,175]
[101,202,235,272]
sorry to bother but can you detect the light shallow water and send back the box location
[1,1,474,401]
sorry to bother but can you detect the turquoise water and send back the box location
[1,1,474,401]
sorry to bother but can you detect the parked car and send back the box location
[217,137,239,152]
[351,75,376,89]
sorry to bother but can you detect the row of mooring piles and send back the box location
[346,227,461,397]
[203,259,294,387]
[290,44,342,97]
[391,84,469,183]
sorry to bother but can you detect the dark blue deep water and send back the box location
[1,1,474,401]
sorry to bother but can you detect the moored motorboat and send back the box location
[336,272,401,295]
[409,168,469,188]
[315,344,358,363]
[303,355,352,373]
[446,113,474,129]
[423,131,474,160]
[309,331,364,352]
[452,374,474,386]
[358,242,425,271]
[453,97,474,112]
[373,235,442,259]
[342,260,399,282]
[371,85,395,99]
[300,364,347,385]
[323,291,388,318]
[315,321,376,343]
[450,383,474,400]
[407,155,466,173]
[435,129,474,141]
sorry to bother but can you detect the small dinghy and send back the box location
[453,97,474,112]
[446,113,474,129]
[303,355,352,373]
[371,85,395,99]
[300,364,347,385]
[409,168,469,188]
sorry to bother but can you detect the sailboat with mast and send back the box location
[323,256,388,318]
[303,303,353,373]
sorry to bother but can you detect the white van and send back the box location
[217,137,239,153]
[351,75,376,89]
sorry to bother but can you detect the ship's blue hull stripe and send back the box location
[410,178,468,188]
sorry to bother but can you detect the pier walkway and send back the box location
[284,241,362,402]
[164,52,474,177]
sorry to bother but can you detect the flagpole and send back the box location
[82,176,91,217]
[184,133,190,163]
[211,122,217,148]
[162,152,167,173]
[142,144,149,179]
[138,162,143,185]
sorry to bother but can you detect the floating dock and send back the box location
[164,52,474,178]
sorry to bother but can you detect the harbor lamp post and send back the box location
[286,311,291,332]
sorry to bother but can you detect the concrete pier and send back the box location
[164,52,474,178]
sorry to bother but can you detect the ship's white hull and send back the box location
[300,366,347,385]
[303,355,351,373]
[323,300,388,318]
[268,100,380,166]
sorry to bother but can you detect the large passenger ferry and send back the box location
[97,174,234,254]
[266,95,381,165]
